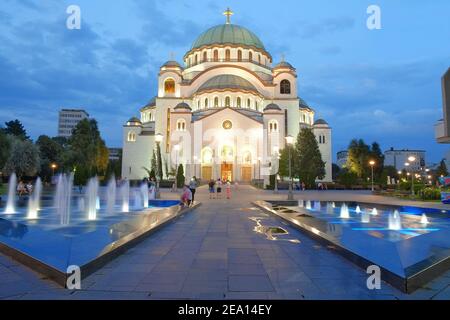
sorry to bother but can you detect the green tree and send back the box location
[278,147,291,178]
[437,159,449,177]
[66,119,109,177]
[36,135,65,181]
[0,130,11,170]
[295,128,325,188]
[3,137,40,178]
[156,142,163,181]
[380,165,398,186]
[370,142,384,179]
[332,163,341,181]
[347,139,371,178]
[2,120,29,140]
[337,168,358,188]
[176,164,185,188]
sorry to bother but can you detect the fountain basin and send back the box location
[254,200,450,293]
[0,200,196,287]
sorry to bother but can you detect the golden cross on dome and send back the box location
[223,7,233,24]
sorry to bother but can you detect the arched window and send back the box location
[269,120,278,133]
[176,119,186,131]
[203,51,207,62]
[202,148,213,164]
[258,54,261,64]
[225,96,231,107]
[255,101,258,111]
[194,55,198,65]
[247,99,251,108]
[197,100,200,109]
[213,50,219,62]
[322,135,326,144]
[237,50,242,62]
[225,49,231,61]
[302,114,306,123]
[280,80,291,94]
[237,97,241,108]
[249,51,253,61]
[205,98,208,108]
[214,97,219,107]
[127,131,136,142]
[164,79,175,94]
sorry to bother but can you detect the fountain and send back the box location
[96,197,100,210]
[355,205,361,214]
[388,210,402,230]
[78,197,85,212]
[134,190,142,210]
[120,180,130,213]
[421,213,429,225]
[340,203,350,219]
[361,209,371,223]
[85,177,99,221]
[305,200,312,210]
[4,173,17,214]
[326,202,334,214]
[313,201,321,211]
[332,202,336,208]
[370,208,378,216]
[55,173,74,225]
[106,176,116,215]
[140,183,149,209]
[27,177,42,219]
[298,200,304,208]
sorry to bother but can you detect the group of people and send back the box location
[16,180,34,196]
[208,178,233,200]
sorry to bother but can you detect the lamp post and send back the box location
[51,163,57,177]
[285,135,294,200]
[407,156,416,196]
[155,133,163,199]
[193,156,198,178]
[369,160,375,192]
[257,157,262,181]
[174,144,181,191]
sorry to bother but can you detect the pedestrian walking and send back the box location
[216,178,223,199]
[189,177,198,205]
[208,180,216,199]
[226,180,232,199]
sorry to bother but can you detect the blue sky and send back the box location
[0,0,449,163]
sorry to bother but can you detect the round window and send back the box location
[222,120,232,130]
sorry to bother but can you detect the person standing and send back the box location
[208,179,216,199]
[216,178,223,199]
[226,180,232,199]
[189,177,198,205]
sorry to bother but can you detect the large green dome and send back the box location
[191,24,265,51]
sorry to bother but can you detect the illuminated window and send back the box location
[280,80,291,94]
[247,99,251,108]
[213,50,219,62]
[127,131,136,142]
[225,49,231,62]
[203,51,207,62]
[164,79,175,94]
[237,97,241,108]
[205,98,208,108]
[214,97,219,107]
[269,120,279,133]
[176,119,186,131]
[194,54,198,65]
[225,96,231,107]
[237,50,242,62]
[249,51,253,61]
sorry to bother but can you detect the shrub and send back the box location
[419,187,442,201]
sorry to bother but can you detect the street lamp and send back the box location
[154,133,163,199]
[51,163,57,177]
[174,144,181,191]
[369,160,375,191]
[407,156,416,196]
[285,135,294,200]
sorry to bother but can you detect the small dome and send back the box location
[274,61,294,70]
[314,119,328,126]
[145,97,156,107]
[264,103,281,111]
[161,60,183,69]
[174,102,192,110]
[299,98,313,111]
[197,75,259,94]
[127,117,142,126]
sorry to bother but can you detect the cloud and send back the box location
[298,17,355,39]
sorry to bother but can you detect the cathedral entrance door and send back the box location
[221,163,233,182]
[202,166,212,181]
[241,166,252,182]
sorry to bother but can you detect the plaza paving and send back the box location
[0,185,450,300]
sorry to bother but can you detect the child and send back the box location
[226,180,232,199]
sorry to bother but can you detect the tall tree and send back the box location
[66,119,109,177]
[156,142,163,181]
[2,120,29,140]
[347,139,371,178]
[3,137,40,178]
[0,130,11,170]
[295,128,325,188]
[36,135,64,181]
[370,142,384,179]
[437,159,449,177]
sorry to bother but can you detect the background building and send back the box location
[108,148,122,161]
[435,68,450,143]
[122,9,333,183]
[336,150,348,168]
[58,109,89,138]
[384,148,426,171]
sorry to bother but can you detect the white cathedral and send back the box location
[122,9,332,185]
